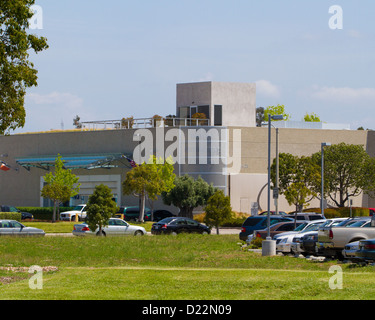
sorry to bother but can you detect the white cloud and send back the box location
[255,80,281,98]
[190,72,215,82]
[14,91,91,133]
[27,91,84,110]
[347,29,363,39]
[310,86,375,103]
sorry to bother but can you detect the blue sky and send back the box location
[16,0,375,133]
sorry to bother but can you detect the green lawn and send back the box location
[0,234,374,300]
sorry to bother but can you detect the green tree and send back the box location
[85,184,118,236]
[204,190,232,234]
[122,156,175,222]
[41,155,80,222]
[271,153,320,211]
[0,0,48,134]
[162,175,216,219]
[73,115,82,129]
[264,104,290,122]
[304,113,320,122]
[256,107,265,127]
[311,143,375,207]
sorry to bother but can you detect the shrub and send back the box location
[204,190,232,234]
[121,116,134,129]
[303,207,370,218]
[0,212,22,221]
[17,207,73,221]
[249,236,263,249]
[194,211,249,227]
[151,115,164,127]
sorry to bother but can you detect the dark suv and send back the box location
[239,215,294,241]
[0,205,33,220]
[115,206,152,221]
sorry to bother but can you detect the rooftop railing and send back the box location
[80,117,210,130]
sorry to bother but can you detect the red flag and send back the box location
[0,163,10,171]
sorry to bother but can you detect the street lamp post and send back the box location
[275,128,279,215]
[321,142,331,217]
[262,114,283,256]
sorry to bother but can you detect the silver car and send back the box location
[342,241,360,260]
[0,220,45,236]
[72,218,147,236]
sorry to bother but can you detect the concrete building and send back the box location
[176,81,256,127]
[0,81,373,213]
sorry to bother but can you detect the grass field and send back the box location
[0,233,374,300]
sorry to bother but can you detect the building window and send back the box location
[197,105,209,119]
[214,105,222,126]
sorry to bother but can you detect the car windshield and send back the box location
[294,222,308,231]
[157,217,175,224]
[335,218,368,227]
[243,217,263,227]
[303,222,324,232]
[320,220,334,227]
[347,220,369,227]
[73,205,84,211]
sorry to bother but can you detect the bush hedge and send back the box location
[303,207,370,218]
[195,211,250,227]
[194,206,372,227]
[0,212,22,221]
[17,207,73,221]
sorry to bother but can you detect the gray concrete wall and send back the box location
[176,81,256,127]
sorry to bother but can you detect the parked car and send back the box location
[300,218,348,256]
[287,212,326,221]
[247,221,305,245]
[152,209,176,221]
[275,220,327,254]
[342,241,360,260]
[72,218,146,236]
[239,215,293,241]
[115,206,152,221]
[316,216,373,259]
[0,205,33,220]
[355,239,375,262]
[151,217,211,235]
[0,220,45,236]
[60,204,87,221]
[258,211,288,216]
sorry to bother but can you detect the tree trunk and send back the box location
[52,200,57,223]
[98,226,104,236]
[151,200,154,222]
[216,224,220,235]
[179,207,194,219]
[139,190,146,222]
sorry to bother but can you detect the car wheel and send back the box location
[71,216,75,221]
[134,230,144,236]
[201,230,209,235]
[171,231,178,236]
[96,231,106,237]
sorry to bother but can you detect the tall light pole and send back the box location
[262,114,283,257]
[275,128,279,215]
[321,142,331,217]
